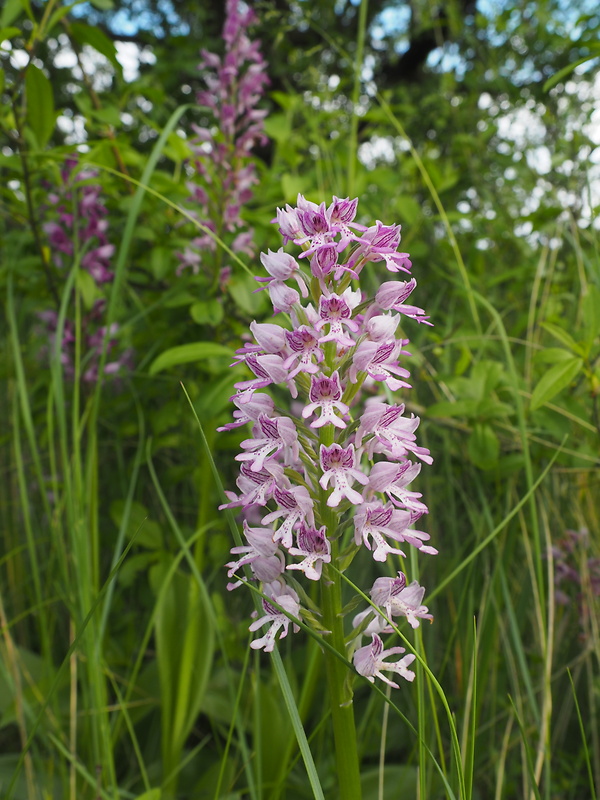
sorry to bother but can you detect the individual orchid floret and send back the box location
[353,633,416,687]
[327,196,367,251]
[370,574,433,628]
[218,461,283,510]
[234,353,293,400]
[255,249,308,297]
[376,279,432,325]
[283,327,324,378]
[316,291,361,348]
[262,485,315,549]
[352,608,391,641]
[349,221,412,274]
[216,392,275,431]
[249,321,289,354]
[236,414,299,472]
[225,520,286,590]
[367,460,429,515]
[294,196,336,257]
[273,204,301,243]
[249,580,301,652]
[268,281,302,314]
[349,340,412,392]
[287,522,331,580]
[356,401,433,464]
[319,443,369,507]
[302,372,349,429]
[354,501,412,562]
[310,245,339,280]
[364,313,401,342]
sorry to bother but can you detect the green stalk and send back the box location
[318,426,362,800]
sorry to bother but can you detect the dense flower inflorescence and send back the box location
[41,156,131,382]
[177,0,269,278]
[219,194,434,688]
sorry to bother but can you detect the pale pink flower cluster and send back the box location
[219,195,434,687]
[177,0,269,278]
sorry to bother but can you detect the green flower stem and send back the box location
[319,427,362,800]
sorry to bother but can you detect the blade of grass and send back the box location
[567,668,598,800]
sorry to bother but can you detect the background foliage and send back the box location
[1,0,599,798]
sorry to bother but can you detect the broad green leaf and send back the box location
[89,0,114,9]
[541,322,584,356]
[270,90,297,111]
[1,0,24,27]
[134,791,161,800]
[470,359,504,399]
[90,106,121,126]
[25,64,55,149]
[394,194,421,225]
[190,299,223,326]
[47,1,86,33]
[533,347,576,365]
[468,423,500,470]
[427,399,478,418]
[150,246,172,280]
[149,342,233,374]
[110,500,162,549]
[194,373,238,421]
[264,113,292,143]
[76,268,98,310]
[164,130,190,161]
[0,27,21,42]
[70,21,122,74]
[228,272,266,316]
[530,356,583,411]
[281,172,305,202]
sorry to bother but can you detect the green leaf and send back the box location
[0,26,21,41]
[24,64,55,149]
[582,284,600,352]
[533,347,576,365]
[541,322,585,356]
[281,172,306,203]
[543,50,600,91]
[195,373,238,422]
[1,0,24,27]
[264,113,292,142]
[47,1,86,33]
[76,269,98,310]
[530,356,583,410]
[70,21,122,75]
[110,500,162,549]
[427,399,478,418]
[190,299,224,326]
[149,342,233,375]
[90,106,121,126]
[468,423,500,470]
[227,272,266,316]
[134,791,161,800]
[89,0,114,9]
